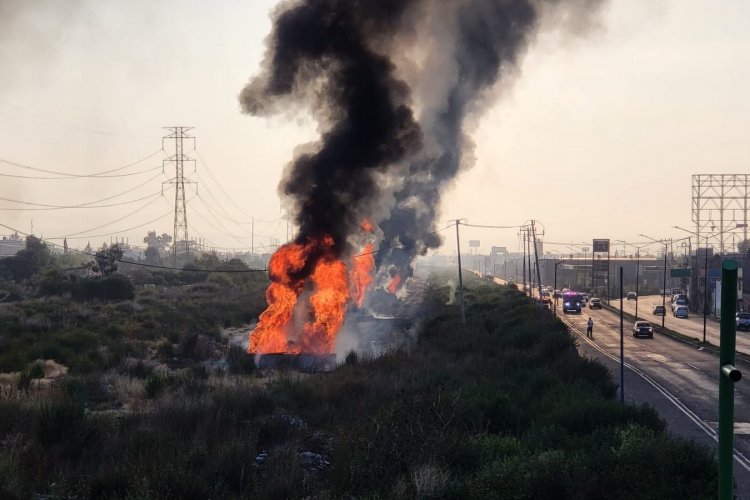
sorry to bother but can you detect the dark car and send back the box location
[652,305,666,316]
[633,321,654,338]
[562,292,583,314]
[737,312,750,331]
[626,292,637,300]
[589,298,602,309]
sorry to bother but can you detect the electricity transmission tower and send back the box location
[163,127,196,266]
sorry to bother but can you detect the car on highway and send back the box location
[632,321,654,338]
[672,298,687,308]
[626,292,637,300]
[671,293,688,304]
[652,305,666,316]
[562,292,583,314]
[589,298,602,309]
[673,305,689,319]
[737,312,750,331]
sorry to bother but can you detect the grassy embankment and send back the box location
[0,272,717,499]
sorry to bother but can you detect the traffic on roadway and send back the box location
[615,294,750,356]
[560,298,750,496]
[493,277,750,495]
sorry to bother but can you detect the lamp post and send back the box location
[615,240,657,318]
[674,226,710,344]
[554,259,567,317]
[640,234,668,329]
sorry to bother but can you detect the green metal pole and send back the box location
[719,260,739,500]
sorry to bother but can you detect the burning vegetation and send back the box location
[241,0,606,355]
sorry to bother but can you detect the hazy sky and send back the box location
[0,0,748,257]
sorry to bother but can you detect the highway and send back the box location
[491,277,750,495]
[560,303,750,497]
[611,294,750,355]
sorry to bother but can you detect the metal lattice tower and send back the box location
[692,174,750,254]
[163,127,196,266]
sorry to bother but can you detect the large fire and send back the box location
[249,224,375,355]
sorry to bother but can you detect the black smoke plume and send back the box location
[241,0,605,289]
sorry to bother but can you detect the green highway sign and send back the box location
[670,268,692,278]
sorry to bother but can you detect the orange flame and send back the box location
[249,225,376,355]
[387,274,402,294]
[249,241,312,354]
[361,219,374,233]
[350,243,374,307]
[302,259,349,352]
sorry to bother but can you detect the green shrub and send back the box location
[144,374,165,399]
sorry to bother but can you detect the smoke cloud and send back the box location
[240,0,605,288]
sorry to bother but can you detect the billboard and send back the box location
[593,239,610,253]
[469,240,480,248]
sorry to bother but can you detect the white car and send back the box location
[673,306,689,319]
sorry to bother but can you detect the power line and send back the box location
[191,195,255,248]
[0,220,266,273]
[0,164,162,180]
[459,222,523,229]
[0,190,163,211]
[0,99,151,137]
[0,149,163,178]
[49,189,172,239]
[0,172,165,211]
[195,194,254,240]
[195,150,278,223]
[47,193,186,240]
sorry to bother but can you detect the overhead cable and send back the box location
[0,149,162,178]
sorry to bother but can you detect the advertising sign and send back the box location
[593,239,610,253]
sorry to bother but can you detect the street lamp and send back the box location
[673,226,710,343]
[615,239,656,318]
[639,234,668,329]
[554,259,567,317]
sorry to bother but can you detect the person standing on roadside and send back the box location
[586,317,594,339]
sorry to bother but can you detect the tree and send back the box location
[143,231,172,251]
[90,243,123,276]
[0,236,52,281]
[195,251,221,270]
[144,246,161,266]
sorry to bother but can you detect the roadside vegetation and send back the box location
[0,238,717,498]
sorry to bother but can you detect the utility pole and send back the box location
[620,266,625,403]
[704,234,709,343]
[163,126,196,267]
[522,231,527,295]
[531,220,543,300]
[661,242,668,329]
[526,228,533,296]
[449,219,467,325]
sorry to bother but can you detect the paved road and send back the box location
[560,306,750,497]
[602,294,750,356]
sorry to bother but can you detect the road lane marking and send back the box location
[560,315,750,474]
